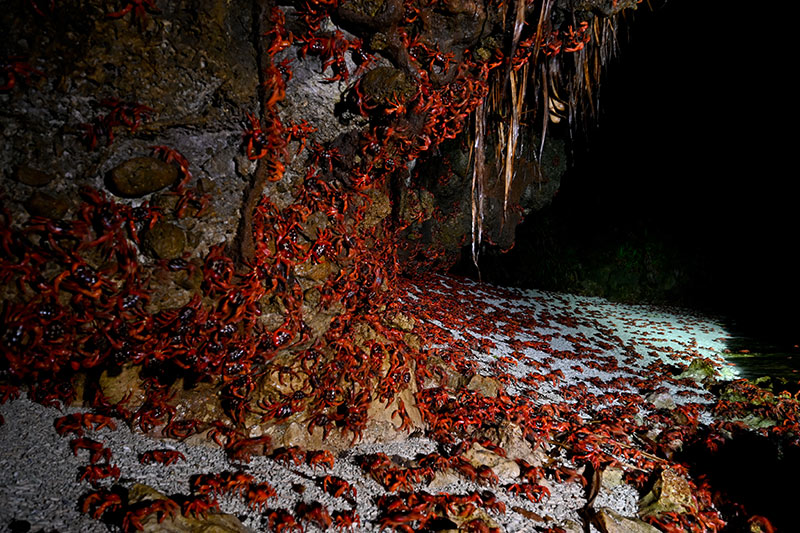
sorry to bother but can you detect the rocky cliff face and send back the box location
[1,0,634,446]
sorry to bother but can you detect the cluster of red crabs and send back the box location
[2,0,799,532]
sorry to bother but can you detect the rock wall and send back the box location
[1,0,635,446]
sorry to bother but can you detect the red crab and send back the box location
[333,509,360,532]
[245,482,276,511]
[243,113,270,161]
[107,0,161,29]
[322,475,356,499]
[81,490,123,519]
[1,56,44,91]
[139,449,186,465]
[306,449,335,470]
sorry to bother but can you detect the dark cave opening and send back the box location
[453,1,799,349]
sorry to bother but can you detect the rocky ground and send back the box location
[3,273,792,533]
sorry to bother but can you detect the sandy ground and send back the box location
[0,274,739,532]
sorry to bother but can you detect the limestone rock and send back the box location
[127,484,252,533]
[495,419,537,461]
[15,165,56,186]
[357,67,416,108]
[337,0,404,29]
[426,468,461,490]
[142,221,187,260]
[398,187,435,225]
[464,442,520,483]
[452,508,500,532]
[600,466,625,490]
[385,311,415,332]
[645,391,676,410]
[98,363,146,411]
[295,258,334,283]
[638,469,697,518]
[361,188,391,229]
[594,508,661,533]
[677,358,718,384]
[168,379,227,428]
[146,284,195,316]
[281,421,315,450]
[366,385,424,439]
[171,262,204,291]
[403,332,421,352]
[109,157,179,197]
[466,374,502,398]
[24,192,69,219]
[546,520,583,533]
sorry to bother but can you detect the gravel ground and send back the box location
[0,274,737,533]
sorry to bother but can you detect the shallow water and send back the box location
[721,333,800,385]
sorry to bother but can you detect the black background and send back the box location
[485,1,798,343]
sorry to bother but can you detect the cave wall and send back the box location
[1,0,638,442]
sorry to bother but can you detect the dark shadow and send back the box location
[680,427,798,531]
